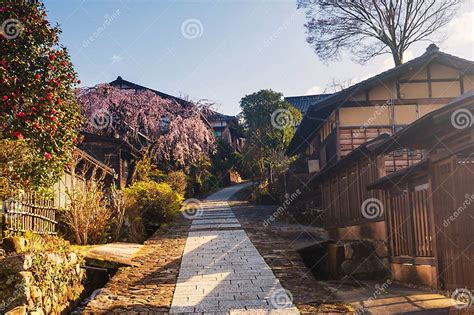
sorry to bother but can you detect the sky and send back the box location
[43,0,474,115]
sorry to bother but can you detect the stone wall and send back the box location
[327,240,390,280]
[0,236,85,314]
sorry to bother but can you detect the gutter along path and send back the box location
[169,183,299,314]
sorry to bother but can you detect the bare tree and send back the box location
[297,0,463,65]
[323,78,355,93]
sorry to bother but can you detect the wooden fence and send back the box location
[1,193,58,235]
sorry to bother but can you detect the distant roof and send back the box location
[110,76,192,107]
[286,44,474,156]
[109,76,212,128]
[202,107,236,122]
[285,94,332,114]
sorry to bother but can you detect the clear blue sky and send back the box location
[44,0,473,115]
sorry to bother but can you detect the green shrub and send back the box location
[165,171,188,195]
[124,181,184,227]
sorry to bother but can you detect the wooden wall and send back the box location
[339,126,421,173]
[431,153,474,290]
[320,155,385,230]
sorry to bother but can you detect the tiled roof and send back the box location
[109,76,192,107]
[285,94,332,114]
[201,107,237,122]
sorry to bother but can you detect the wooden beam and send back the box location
[427,64,432,98]
[398,78,460,84]
[342,98,453,107]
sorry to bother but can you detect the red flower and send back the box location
[49,54,55,61]
[57,99,62,105]
[51,116,57,122]
[16,112,25,118]
[13,131,23,140]
[44,152,52,160]
[0,7,7,13]
[46,92,53,101]
[33,122,40,129]
[31,107,37,112]
[62,61,68,66]
[35,73,41,80]
[3,95,8,101]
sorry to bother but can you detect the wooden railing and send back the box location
[1,193,58,235]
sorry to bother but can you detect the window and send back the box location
[214,131,222,137]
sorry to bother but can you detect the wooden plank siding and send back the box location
[384,175,434,260]
[431,153,474,290]
[321,155,385,228]
[339,126,422,173]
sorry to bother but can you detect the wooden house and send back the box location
[202,108,245,152]
[286,44,474,174]
[367,91,474,290]
[2,148,115,235]
[77,132,141,189]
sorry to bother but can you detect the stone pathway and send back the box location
[170,183,299,314]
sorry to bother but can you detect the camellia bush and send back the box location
[0,2,82,195]
[77,84,215,170]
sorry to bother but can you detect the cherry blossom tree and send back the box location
[77,84,215,169]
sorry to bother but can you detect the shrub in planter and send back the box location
[124,181,183,229]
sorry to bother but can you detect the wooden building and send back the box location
[368,91,474,290]
[77,132,140,189]
[2,148,115,235]
[286,44,474,174]
[314,135,389,240]
[202,108,245,152]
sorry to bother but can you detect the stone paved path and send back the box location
[170,183,299,314]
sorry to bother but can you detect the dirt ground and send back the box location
[229,198,472,314]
